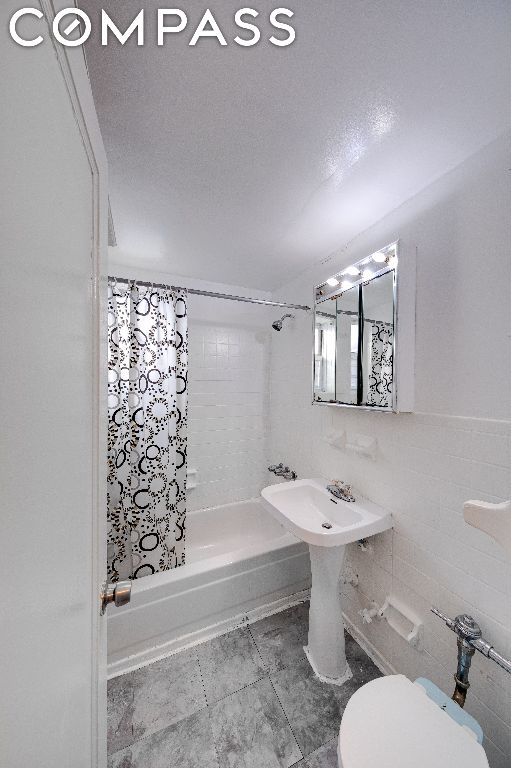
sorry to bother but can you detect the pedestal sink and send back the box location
[261,478,392,685]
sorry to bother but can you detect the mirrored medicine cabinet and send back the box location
[313,241,401,412]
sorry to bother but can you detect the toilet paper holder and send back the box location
[379,595,424,650]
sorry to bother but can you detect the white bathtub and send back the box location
[107,498,310,676]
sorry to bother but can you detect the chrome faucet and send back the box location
[268,463,297,481]
[326,480,355,502]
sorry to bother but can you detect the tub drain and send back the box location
[322,522,332,529]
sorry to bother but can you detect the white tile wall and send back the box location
[271,334,511,766]
[269,131,511,767]
[187,320,271,510]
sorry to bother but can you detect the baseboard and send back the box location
[342,612,396,677]
[108,591,395,681]
[107,587,311,678]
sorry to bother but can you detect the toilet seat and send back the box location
[338,675,489,768]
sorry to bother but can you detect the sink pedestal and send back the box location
[304,544,352,685]
[261,478,392,684]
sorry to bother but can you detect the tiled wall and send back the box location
[187,307,271,511]
[269,131,511,767]
[271,331,511,767]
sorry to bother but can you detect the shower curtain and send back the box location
[367,321,393,408]
[107,280,188,581]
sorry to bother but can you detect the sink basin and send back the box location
[261,478,392,546]
[261,478,392,686]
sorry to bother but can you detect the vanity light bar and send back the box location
[315,242,398,303]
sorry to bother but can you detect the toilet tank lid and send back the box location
[414,677,483,743]
[339,675,489,768]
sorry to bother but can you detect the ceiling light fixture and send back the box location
[342,265,360,276]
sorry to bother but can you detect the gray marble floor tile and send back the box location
[107,673,135,753]
[107,709,218,768]
[130,649,207,742]
[305,738,338,768]
[249,602,310,672]
[197,626,267,704]
[270,655,359,757]
[209,677,302,768]
[344,631,382,686]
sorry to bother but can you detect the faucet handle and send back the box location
[331,479,345,487]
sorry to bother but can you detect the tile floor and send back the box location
[107,601,381,767]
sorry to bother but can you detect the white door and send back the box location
[0,4,108,766]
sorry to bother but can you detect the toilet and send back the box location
[337,675,489,768]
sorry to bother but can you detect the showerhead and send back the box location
[272,313,294,331]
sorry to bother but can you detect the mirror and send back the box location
[313,242,397,410]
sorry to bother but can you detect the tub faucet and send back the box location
[268,463,297,480]
[326,480,355,502]
[278,467,297,480]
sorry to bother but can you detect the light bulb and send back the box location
[372,251,387,263]
[362,268,374,280]
[388,255,398,268]
[326,277,339,287]
[340,280,352,290]
[342,265,360,276]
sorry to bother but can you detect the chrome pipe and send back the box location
[432,607,511,707]
[108,276,311,312]
[475,639,511,675]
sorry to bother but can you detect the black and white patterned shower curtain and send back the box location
[107,280,188,581]
[367,322,393,408]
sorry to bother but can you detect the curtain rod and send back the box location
[108,275,311,312]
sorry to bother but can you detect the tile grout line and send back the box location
[196,651,223,768]
[198,621,270,707]
[108,651,212,759]
[267,674,307,766]
[207,673,271,707]
[108,701,214,762]
[202,620,307,765]
[247,620,307,765]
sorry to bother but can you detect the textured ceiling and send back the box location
[82,0,511,290]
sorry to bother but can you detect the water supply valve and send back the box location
[359,601,381,624]
[431,606,511,707]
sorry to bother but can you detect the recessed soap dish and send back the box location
[379,595,424,651]
[323,429,377,460]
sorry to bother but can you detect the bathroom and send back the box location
[2,2,511,767]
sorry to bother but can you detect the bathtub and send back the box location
[107,498,310,676]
